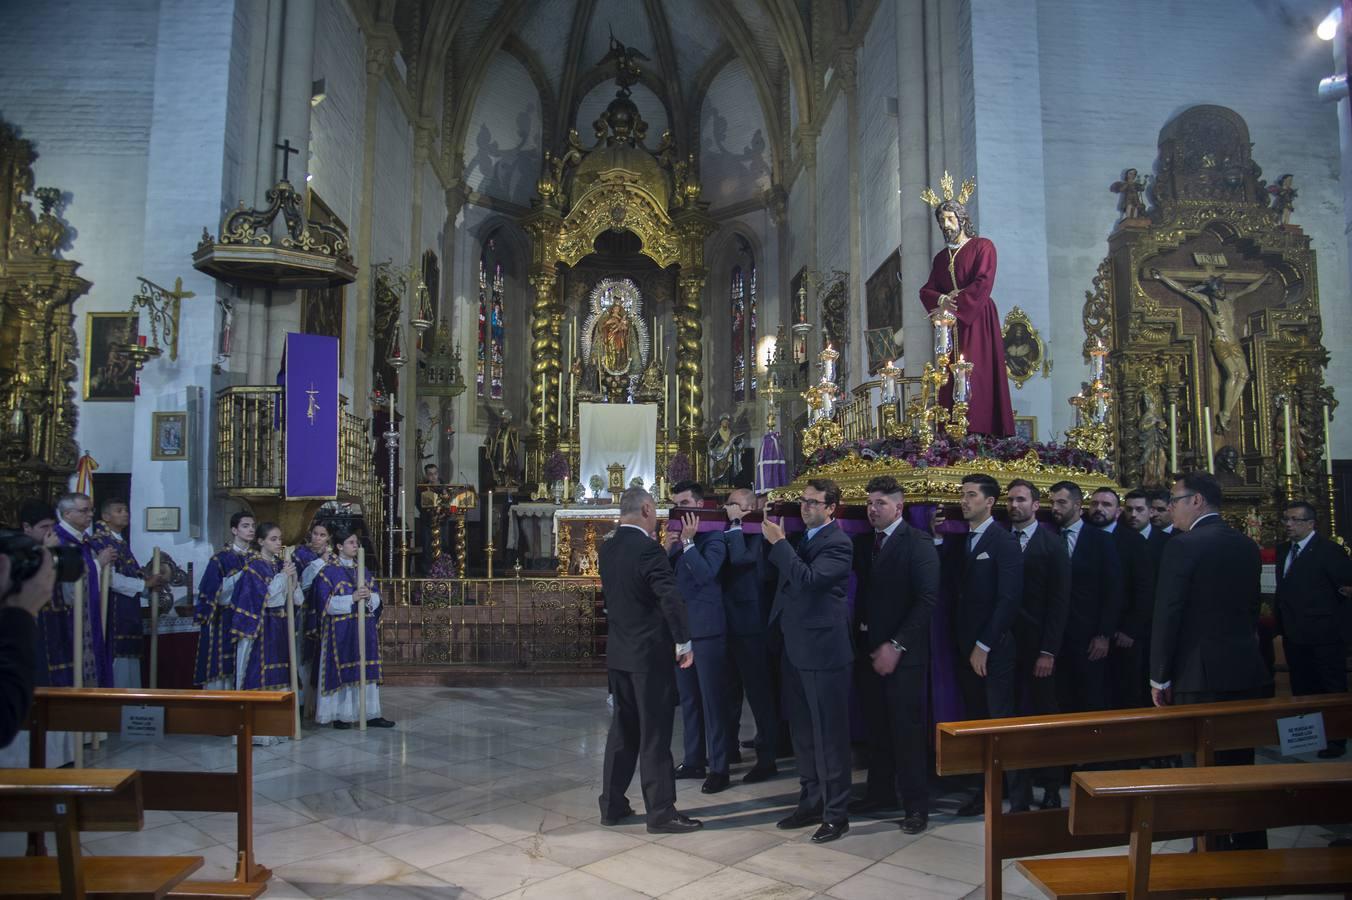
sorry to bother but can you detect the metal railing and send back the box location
[374,575,605,667]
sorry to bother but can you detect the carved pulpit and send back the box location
[1089,105,1332,515]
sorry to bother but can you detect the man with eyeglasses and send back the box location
[1274,499,1352,758]
[762,478,854,843]
[1151,472,1272,850]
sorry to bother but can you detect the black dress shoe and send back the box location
[899,812,927,834]
[674,764,707,780]
[741,764,777,784]
[729,750,744,764]
[647,812,703,834]
[848,796,897,815]
[776,809,822,829]
[600,804,636,826]
[811,821,849,843]
[366,717,396,728]
[1040,792,1062,810]
[332,720,352,730]
[956,796,984,817]
[700,772,730,794]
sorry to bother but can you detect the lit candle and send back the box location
[1204,406,1215,473]
[1169,401,1179,474]
[1283,399,1294,477]
[1324,403,1334,476]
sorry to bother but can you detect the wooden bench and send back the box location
[0,767,203,900]
[936,693,1352,899]
[1016,763,1352,898]
[27,688,293,898]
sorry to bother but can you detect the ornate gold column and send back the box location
[676,274,706,476]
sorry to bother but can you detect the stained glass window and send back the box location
[730,243,758,403]
[476,239,505,400]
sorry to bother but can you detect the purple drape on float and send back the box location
[284,333,340,498]
[905,503,966,726]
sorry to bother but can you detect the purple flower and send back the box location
[543,451,570,483]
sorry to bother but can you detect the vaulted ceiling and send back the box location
[384,0,856,185]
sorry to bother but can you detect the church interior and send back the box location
[2,0,1352,897]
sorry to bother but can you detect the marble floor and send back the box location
[11,685,1346,900]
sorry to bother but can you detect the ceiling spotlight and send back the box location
[306,172,314,182]
[1317,7,1340,40]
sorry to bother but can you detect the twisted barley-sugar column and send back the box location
[677,275,705,470]
[529,271,561,447]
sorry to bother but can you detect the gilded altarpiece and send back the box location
[0,119,91,522]
[1092,106,1330,514]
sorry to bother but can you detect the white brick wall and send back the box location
[372,80,413,267]
[816,98,849,277]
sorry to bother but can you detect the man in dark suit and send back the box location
[1088,488,1153,710]
[763,478,855,843]
[1274,499,1352,758]
[1151,471,1272,849]
[1124,489,1171,571]
[1005,478,1070,811]
[666,480,731,793]
[1148,489,1176,535]
[933,473,1023,817]
[1048,481,1122,714]
[851,475,939,834]
[597,487,702,833]
[721,487,779,783]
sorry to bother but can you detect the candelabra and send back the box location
[878,358,902,437]
[1066,339,1114,461]
[801,343,844,456]
[901,303,973,447]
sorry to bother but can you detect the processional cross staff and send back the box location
[276,139,300,183]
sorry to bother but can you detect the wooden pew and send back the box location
[936,693,1352,899]
[27,688,293,898]
[0,767,203,900]
[1016,763,1352,898]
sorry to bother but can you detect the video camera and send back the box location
[0,529,85,596]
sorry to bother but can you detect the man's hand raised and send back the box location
[762,515,784,545]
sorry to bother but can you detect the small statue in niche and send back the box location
[484,408,521,489]
[1243,506,1263,543]
[1137,386,1169,488]
[1267,173,1297,226]
[1110,168,1149,221]
[707,414,748,487]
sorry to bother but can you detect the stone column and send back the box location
[352,31,396,418]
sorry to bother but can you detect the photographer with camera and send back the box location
[1,531,58,748]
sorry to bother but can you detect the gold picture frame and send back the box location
[1014,415,1038,443]
[83,312,138,401]
[151,411,188,461]
[144,506,181,532]
[1002,306,1045,390]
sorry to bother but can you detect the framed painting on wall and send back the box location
[1014,416,1038,443]
[83,313,138,401]
[151,411,188,461]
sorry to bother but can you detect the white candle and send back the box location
[1169,402,1179,474]
[486,490,493,546]
[1324,403,1334,476]
[1204,406,1215,473]
[1283,400,1294,477]
[557,367,563,425]
[401,486,408,533]
[568,373,575,431]
[539,373,546,428]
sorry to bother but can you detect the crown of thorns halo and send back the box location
[921,170,976,208]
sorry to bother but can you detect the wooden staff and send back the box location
[282,548,301,740]
[73,576,85,769]
[92,567,110,751]
[357,546,367,731]
[149,548,161,689]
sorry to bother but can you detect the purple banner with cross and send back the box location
[284,332,339,499]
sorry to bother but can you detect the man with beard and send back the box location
[932,473,1022,817]
[1088,489,1152,710]
[1148,490,1175,535]
[918,182,1015,437]
[763,479,854,843]
[1048,482,1122,713]
[851,475,938,834]
[1005,479,1069,811]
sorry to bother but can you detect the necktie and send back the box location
[1019,528,1030,551]
[967,531,978,554]
[1285,543,1300,576]
[872,531,886,558]
[1062,527,1076,556]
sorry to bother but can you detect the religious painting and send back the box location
[300,285,344,375]
[865,327,901,375]
[83,313,138,401]
[151,411,187,461]
[865,251,903,373]
[1001,306,1044,389]
[1014,416,1037,443]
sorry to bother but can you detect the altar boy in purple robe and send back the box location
[90,499,166,688]
[231,523,303,742]
[292,521,332,694]
[45,493,116,688]
[193,512,255,689]
[313,526,394,728]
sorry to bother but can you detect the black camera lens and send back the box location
[0,529,85,595]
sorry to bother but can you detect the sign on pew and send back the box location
[120,706,165,742]
[1276,711,1326,756]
